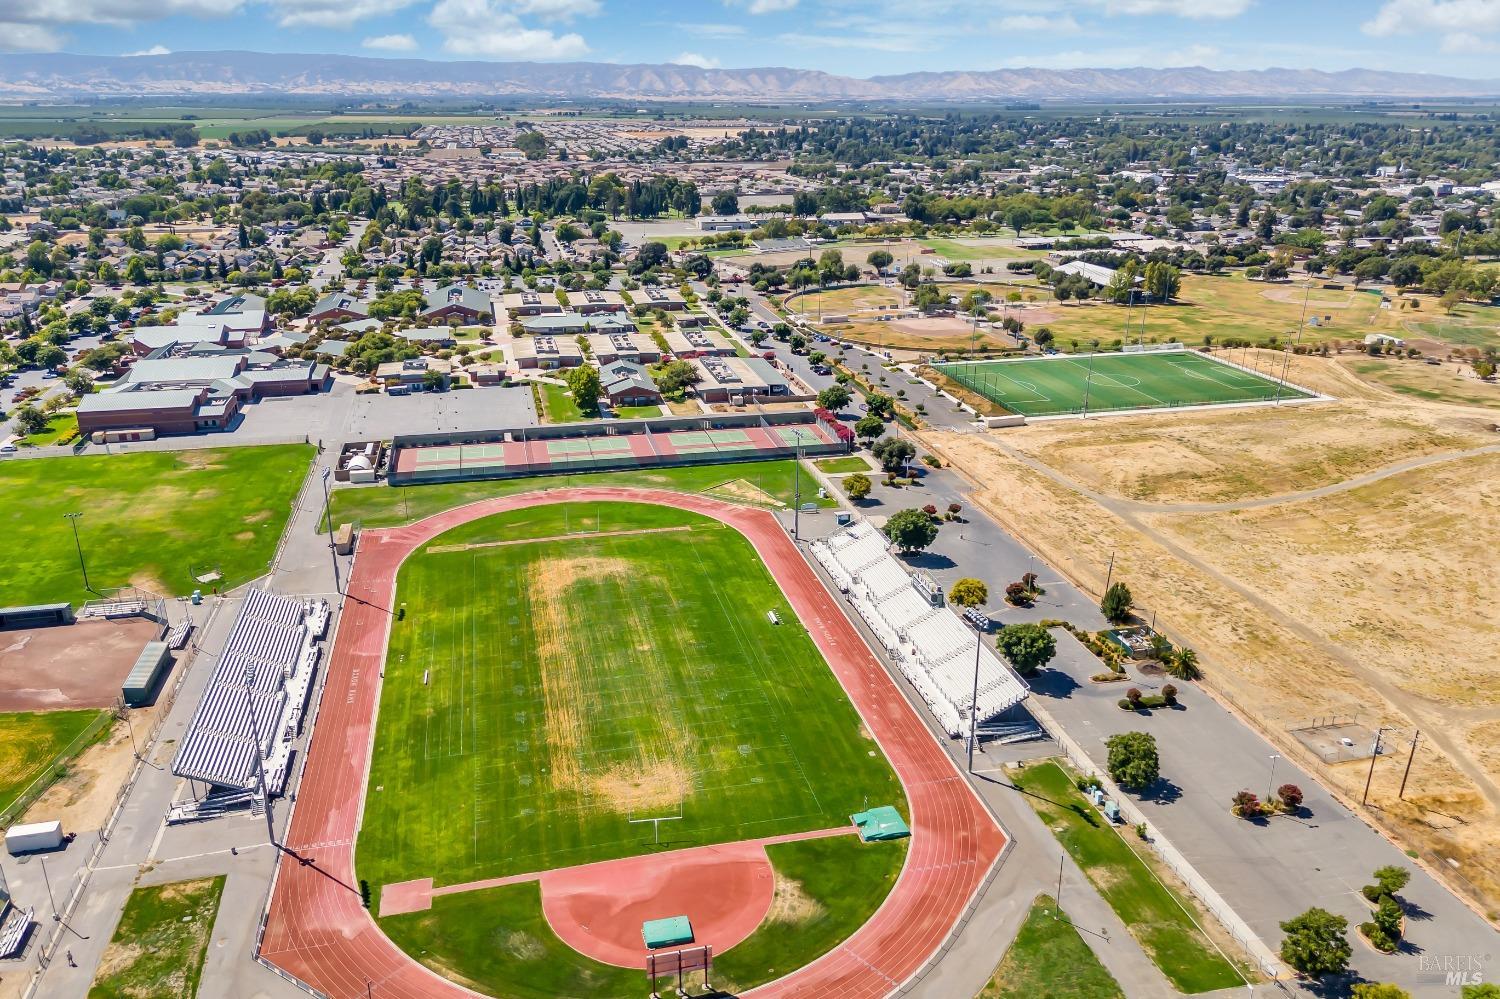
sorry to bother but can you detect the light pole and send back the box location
[319,468,342,595]
[39,855,58,921]
[1267,754,1280,802]
[791,445,804,541]
[966,615,986,774]
[64,512,94,594]
[244,665,277,849]
[1080,339,1099,417]
[1362,727,1391,806]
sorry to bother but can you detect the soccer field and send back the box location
[356,501,906,894]
[934,351,1314,417]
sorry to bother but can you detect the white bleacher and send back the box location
[812,522,1029,738]
[172,590,329,798]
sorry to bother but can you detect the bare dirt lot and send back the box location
[922,348,1500,911]
[0,618,163,711]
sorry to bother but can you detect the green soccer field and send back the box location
[934,351,1314,417]
[357,501,906,895]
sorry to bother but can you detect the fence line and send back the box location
[0,710,114,828]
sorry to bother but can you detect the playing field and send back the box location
[356,500,906,894]
[0,445,313,606]
[934,351,1314,417]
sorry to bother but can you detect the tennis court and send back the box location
[391,420,843,484]
[934,351,1316,417]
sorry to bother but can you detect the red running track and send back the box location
[259,487,1007,999]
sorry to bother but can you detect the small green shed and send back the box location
[642,915,694,949]
[851,805,911,842]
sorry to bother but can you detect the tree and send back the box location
[1277,784,1303,811]
[1165,646,1201,681]
[844,472,872,501]
[14,404,48,436]
[995,622,1056,676]
[948,578,988,608]
[654,359,700,397]
[1363,865,1410,903]
[564,365,601,417]
[630,241,669,274]
[1143,261,1181,301]
[421,368,447,392]
[865,392,896,419]
[1351,986,1410,999]
[854,414,884,442]
[816,384,851,411]
[1462,986,1500,998]
[867,249,894,273]
[710,191,740,215]
[870,436,915,472]
[1105,731,1159,790]
[883,508,939,553]
[1278,907,1350,978]
[63,369,92,397]
[1006,206,1032,237]
[1100,582,1133,624]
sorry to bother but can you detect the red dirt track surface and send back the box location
[259,487,1006,998]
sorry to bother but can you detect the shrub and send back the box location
[1125,687,1143,704]
[1075,774,1102,793]
[1231,790,1264,818]
[1105,731,1159,790]
[1161,683,1178,704]
[1004,581,1029,605]
[1100,581,1133,623]
[1277,783,1304,811]
[1279,907,1351,977]
[1363,865,1411,903]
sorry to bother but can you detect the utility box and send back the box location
[334,523,355,556]
[5,820,63,855]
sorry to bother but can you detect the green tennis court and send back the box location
[934,351,1315,417]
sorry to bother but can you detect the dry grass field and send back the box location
[921,348,1500,912]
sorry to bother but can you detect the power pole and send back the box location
[1362,727,1390,806]
[1399,731,1420,800]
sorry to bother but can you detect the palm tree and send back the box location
[1166,647,1202,681]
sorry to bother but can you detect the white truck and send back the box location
[4,820,63,855]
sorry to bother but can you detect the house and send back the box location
[422,284,492,323]
[308,292,368,325]
[600,361,662,407]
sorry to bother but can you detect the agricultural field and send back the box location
[934,350,1312,417]
[89,876,226,999]
[979,894,1123,999]
[0,444,313,606]
[921,348,1500,907]
[1008,762,1244,994]
[327,457,833,528]
[360,501,907,995]
[0,709,108,819]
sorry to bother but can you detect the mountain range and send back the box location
[2,52,1498,102]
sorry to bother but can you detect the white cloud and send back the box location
[363,32,418,49]
[123,43,171,55]
[727,0,798,14]
[995,42,1221,69]
[271,0,418,28]
[511,0,599,18]
[1364,0,1500,36]
[994,13,1080,32]
[0,0,241,26]
[1440,32,1498,52]
[778,29,934,52]
[429,0,590,58]
[680,21,745,38]
[1096,0,1251,16]
[0,22,63,50]
[673,51,720,68]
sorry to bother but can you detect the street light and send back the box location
[319,468,342,595]
[1267,754,1280,802]
[63,512,94,594]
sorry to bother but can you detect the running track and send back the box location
[259,487,1007,998]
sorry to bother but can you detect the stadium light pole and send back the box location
[1276,274,1314,406]
[64,512,94,594]
[1079,339,1100,418]
[319,468,342,596]
[966,617,984,774]
[792,445,803,541]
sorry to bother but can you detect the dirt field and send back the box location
[0,617,164,711]
[921,348,1500,912]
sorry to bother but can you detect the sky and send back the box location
[2,0,1500,80]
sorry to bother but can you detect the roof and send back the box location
[312,292,367,317]
[127,355,243,386]
[79,388,203,413]
[851,804,910,842]
[601,361,657,395]
[423,284,491,315]
[204,293,266,315]
[315,339,354,357]
[124,641,170,690]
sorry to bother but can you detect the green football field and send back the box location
[935,351,1314,417]
[357,501,906,894]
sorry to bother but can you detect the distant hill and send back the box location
[1,52,1497,102]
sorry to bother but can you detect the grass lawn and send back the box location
[611,403,664,419]
[1009,762,1244,994]
[814,455,873,474]
[0,709,109,819]
[17,412,79,447]
[380,835,905,999]
[328,458,834,528]
[979,894,1124,999]
[920,237,1041,262]
[88,876,226,999]
[536,381,586,423]
[0,445,313,606]
[357,501,905,892]
[1346,358,1500,409]
[934,351,1312,417]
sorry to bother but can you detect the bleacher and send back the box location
[812,522,1029,738]
[171,589,328,801]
